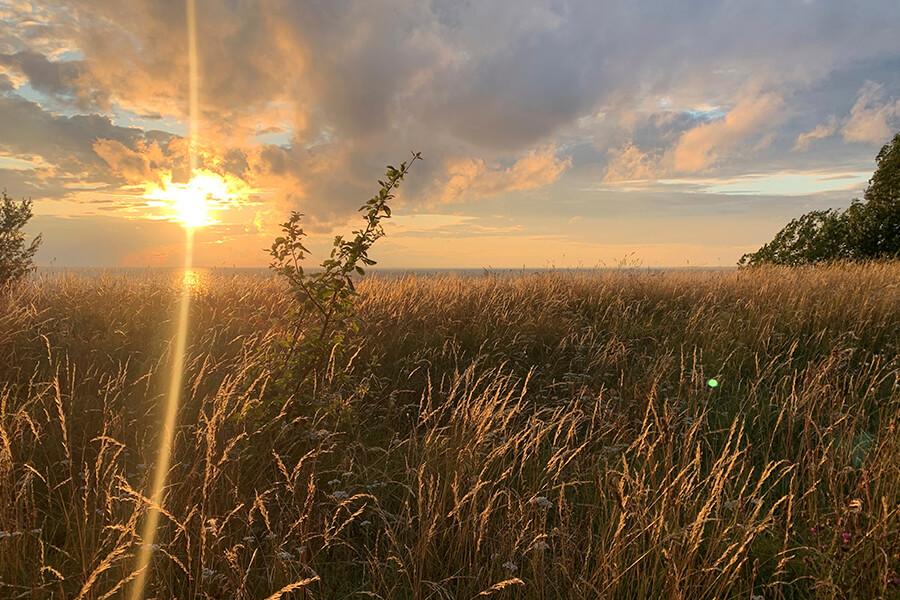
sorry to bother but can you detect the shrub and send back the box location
[268,152,421,390]
[0,189,42,286]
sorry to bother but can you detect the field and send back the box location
[0,264,898,599]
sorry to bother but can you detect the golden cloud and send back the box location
[603,143,661,182]
[440,147,571,204]
[670,92,783,172]
[842,81,900,144]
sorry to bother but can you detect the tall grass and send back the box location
[0,264,897,598]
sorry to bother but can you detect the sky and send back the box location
[1,0,899,268]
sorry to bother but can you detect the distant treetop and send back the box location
[739,133,900,267]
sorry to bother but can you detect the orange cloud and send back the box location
[440,148,570,203]
[794,117,838,150]
[603,143,661,182]
[671,92,783,172]
[842,81,900,144]
[92,138,161,185]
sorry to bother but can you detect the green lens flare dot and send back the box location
[707,379,719,388]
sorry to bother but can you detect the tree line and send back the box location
[739,133,900,266]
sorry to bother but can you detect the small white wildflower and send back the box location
[277,551,294,560]
[359,520,371,527]
[30,528,41,535]
[136,463,147,470]
[0,532,7,539]
[501,561,518,572]
[10,531,22,537]
[294,545,307,554]
[723,500,738,510]
[751,595,764,600]
[530,496,553,508]
[141,544,159,552]
[202,568,216,580]
[242,536,256,543]
[332,491,349,500]
[532,541,550,551]
[327,479,341,486]
[265,533,277,540]
[60,459,70,466]
[341,471,352,478]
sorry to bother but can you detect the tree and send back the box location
[0,190,42,286]
[739,133,900,266]
[852,133,900,258]
[737,209,849,267]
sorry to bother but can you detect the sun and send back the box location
[168,172,230,228]
[143,170,245,228]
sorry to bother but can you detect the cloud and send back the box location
[440,148,571,204]
[603,144,661,182]
[2,0,900,266]
[0,93,152,201]
[0,51,106,108]
[794,117,838,150]
[842,81,900,143]
[670,92,784,173]
[92,139,159,185]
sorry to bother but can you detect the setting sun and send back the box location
[142,170,251,228]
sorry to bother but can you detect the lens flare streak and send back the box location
[129,0,200,598]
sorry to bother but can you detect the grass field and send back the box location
[0,264,898,599]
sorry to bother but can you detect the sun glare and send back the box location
[143,170,249,228]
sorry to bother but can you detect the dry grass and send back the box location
[0,263,898,599]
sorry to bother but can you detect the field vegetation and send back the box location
[0,264,898,599]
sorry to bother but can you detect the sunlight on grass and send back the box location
[0,263,896,597]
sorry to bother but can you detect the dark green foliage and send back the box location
[866,133,900,206]
[269,152,421,389]
[739,133,900,266]
[852,132,900,258]
[738,209,850,267]
[0,190,42,286]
